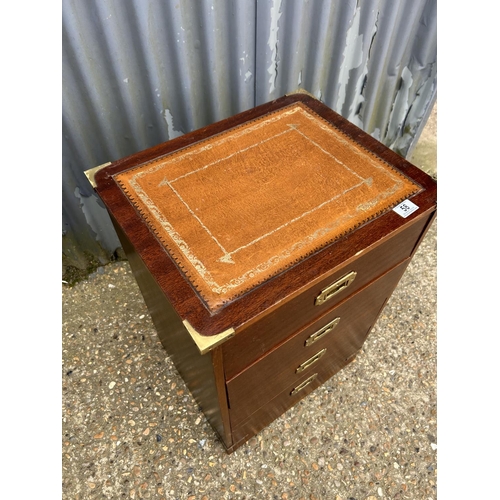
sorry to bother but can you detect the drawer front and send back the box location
[223,213,430,379]
[230,348,357,448]
[227,259,410,426]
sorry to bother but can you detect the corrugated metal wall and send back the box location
[62,0,437,274]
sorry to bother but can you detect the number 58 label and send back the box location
[393,199,419,218]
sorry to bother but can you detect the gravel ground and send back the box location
[62,220,436,500]
[62,105,438,499]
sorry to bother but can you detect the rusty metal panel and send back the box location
[62,0,436,273]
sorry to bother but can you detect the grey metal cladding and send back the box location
[62,0,436,271]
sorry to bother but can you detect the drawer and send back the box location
[227,258,410,426]
[222,212,430,379]
[230,346,357,449]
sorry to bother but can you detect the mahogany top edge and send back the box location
[94,93,437,337]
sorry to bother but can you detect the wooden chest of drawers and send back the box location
[87,92,437,453]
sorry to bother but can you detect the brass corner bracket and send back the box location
[285,88,317,99]
[84,162,112,189]
[182,320,235,355]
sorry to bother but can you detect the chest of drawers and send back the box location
[87,92,437,453]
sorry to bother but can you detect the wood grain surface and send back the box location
[94,93,437,339]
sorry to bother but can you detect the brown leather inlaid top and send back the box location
[115,103,420,311]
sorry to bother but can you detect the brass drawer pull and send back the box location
[315,271,357,305]
[296,348,327,373]
[305,317,340,346]
[290,373,318,396]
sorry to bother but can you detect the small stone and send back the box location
[108,284,115,289]
[336,463,343,470]
[108,381,116,389]
[312,463,319,471]
[143,428,150,436]
[248,437,258,447]
[156,434,162,442]
[431,443,437,450]
[128,420,135,426]
[94,432,104,439]
[378,487,383,496]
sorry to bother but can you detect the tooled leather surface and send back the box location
[115,103,419,311]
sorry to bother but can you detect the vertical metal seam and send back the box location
[254,0,258,107]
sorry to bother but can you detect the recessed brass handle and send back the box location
[290,373,318,396]
[305,317,340,346]
[315,271,357,306]
[296,348,327,373]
